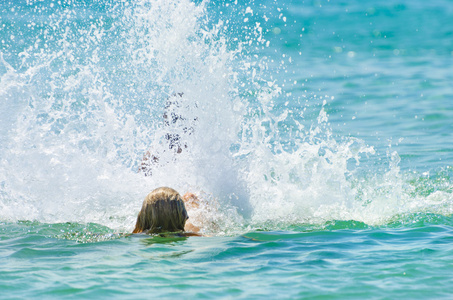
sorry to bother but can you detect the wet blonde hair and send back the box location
[133,187,188,234]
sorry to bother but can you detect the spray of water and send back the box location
[0,0,451,234]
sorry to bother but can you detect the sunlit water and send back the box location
[1,0,452,298]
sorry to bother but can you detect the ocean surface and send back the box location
[1,0,452,298]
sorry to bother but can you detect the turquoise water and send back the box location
[2,218,453,298]
[1,0,453,298]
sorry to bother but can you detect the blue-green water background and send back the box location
[1,0,453,298]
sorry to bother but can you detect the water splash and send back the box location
[0,0,451,234]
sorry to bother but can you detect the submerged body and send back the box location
[139,93,197,176]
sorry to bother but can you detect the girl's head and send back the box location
[133,187,188,234]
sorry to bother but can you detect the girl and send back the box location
[133,187,200,235]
